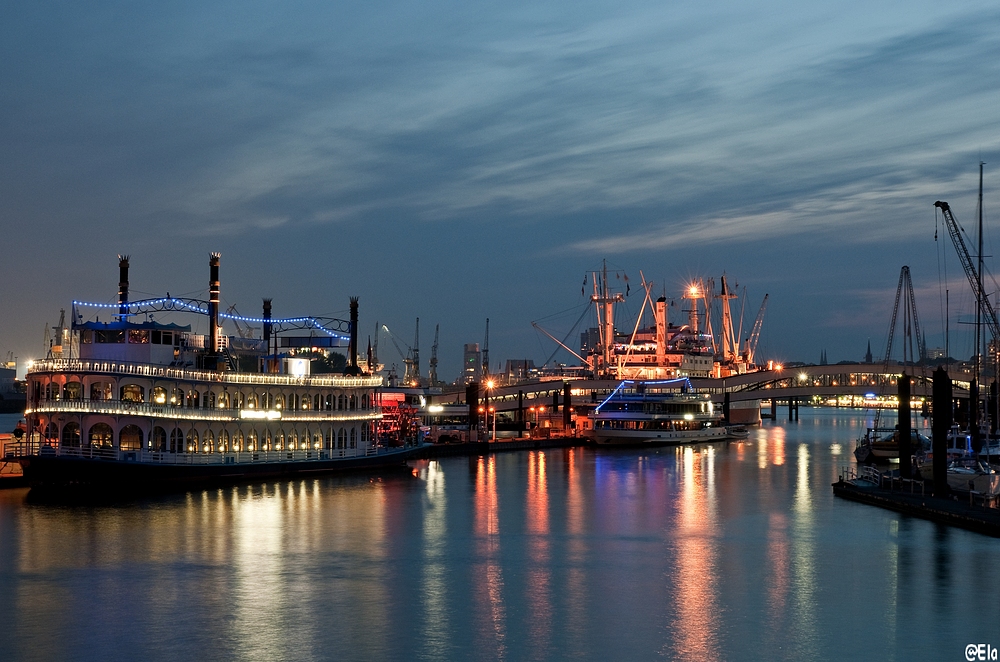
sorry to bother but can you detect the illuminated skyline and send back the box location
[2,0,999,379]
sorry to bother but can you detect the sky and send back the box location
[2,0,1000,381]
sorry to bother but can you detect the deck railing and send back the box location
[25,398,382,423]
[5,440,400,465]
[27,358,382,388]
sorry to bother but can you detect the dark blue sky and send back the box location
[2,0,1000,379]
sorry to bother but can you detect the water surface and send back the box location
[0,409,997,661]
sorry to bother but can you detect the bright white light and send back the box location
[286,358,309,377]
[240,410,282,420]
[427,405,444,413]
[684,413,694,420]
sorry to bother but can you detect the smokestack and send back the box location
[209,252,221,359]
[262,299,272,355]
[345,297,360,376]
[655,296,666,367]
[118,254,130,317]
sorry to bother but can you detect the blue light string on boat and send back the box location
[72,299,348,339]
[73,298,208,314]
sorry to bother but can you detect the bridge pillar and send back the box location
[788,397,798,421]
[517,390,524,438]
[770,399,777,420]
[932,367,952,497]
[898,373,912,480]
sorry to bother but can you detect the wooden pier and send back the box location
[833,467,1000,538]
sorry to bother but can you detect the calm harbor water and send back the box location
[1,409,998,661]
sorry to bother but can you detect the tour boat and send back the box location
[12,254,419,491]
[586,378,745,446]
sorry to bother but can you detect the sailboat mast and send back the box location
[973,161,984,449]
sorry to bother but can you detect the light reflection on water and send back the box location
[0,409,997,661]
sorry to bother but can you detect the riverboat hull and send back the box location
[589,426,738,446]
[17,445,422,492]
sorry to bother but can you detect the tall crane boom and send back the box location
[935,200,1000,340]
[884,266,924,366]
[742,293,768,364]
[411,318,421,383]
[428,324,439,385]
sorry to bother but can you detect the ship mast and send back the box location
[974,162,985,450]
[591,259,624,377]
[718,274,738,363]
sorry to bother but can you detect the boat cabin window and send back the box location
[203,430,214,453]
[186,430,199,452]
[89,423,113,448]
[169,428,183,453]
[44,423,58,442]
[61,422,81,447]
[120,384,145,403]
[91,382,112,401]
[152,387,167,405]
[150,330,175,345]
[120,425,143,451]
[128,329,149,344]
[187,390,200,408]
[95,330,125,344]
[274,394,285,410]
[63,382,82,400]
[151,426,167,451]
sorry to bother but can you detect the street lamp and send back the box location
[485,380,496,442]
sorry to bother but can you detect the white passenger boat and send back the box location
[10,254,419,491]
[587,379,743,446]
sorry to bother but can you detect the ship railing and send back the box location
[26,358,382,388]
[25,399,382,422]
[857,464,882,486]
[10,443,388,464]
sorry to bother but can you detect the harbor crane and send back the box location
[935,200,1000,340]
[226,305,258,339]
[428,324,440,386]
[411,318,421,385]
[381,323,420,386]
[742,294,768,365]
